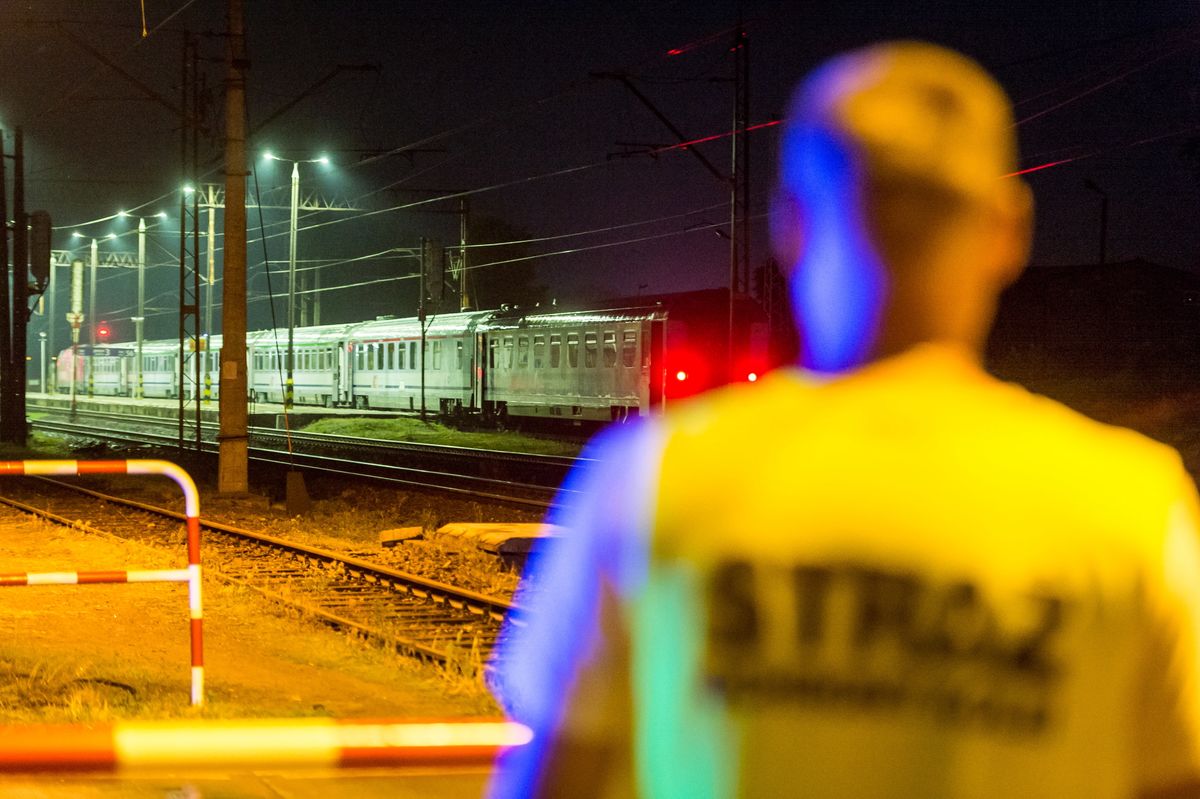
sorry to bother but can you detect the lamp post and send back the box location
[37,331,46,394]
[1084,179,1108,265]
[73,231,116,398]
[121,211,168,400]
[264,152,328,409]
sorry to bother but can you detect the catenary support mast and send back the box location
[219,0,249,494]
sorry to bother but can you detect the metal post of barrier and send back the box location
[0,459,203,705]
[0,717,532,772]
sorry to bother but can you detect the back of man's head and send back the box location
[774,41,1030,371]
[783,41,1016,207]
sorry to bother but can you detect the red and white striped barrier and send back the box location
[0,460,204,705]
[0,717,531,772]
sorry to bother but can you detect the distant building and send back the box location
[988,258,1200,379]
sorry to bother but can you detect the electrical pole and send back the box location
[459,198,472,311]
[219,0,249,494]
[728,23,749,381]
[88,237,97,398]
[12,128,28,445]
[135,217,146,399]
[0,129,9,441]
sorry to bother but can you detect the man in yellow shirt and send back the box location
[489,41,1200,798]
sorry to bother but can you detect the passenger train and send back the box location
[54,299,769,425]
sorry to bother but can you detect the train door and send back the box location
[337,341,352,405]
[649,316,666,412]
[339,342,353,405]
[473,332,485,413]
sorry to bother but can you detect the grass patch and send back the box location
[0,657,193,723]
[302,416,582,456]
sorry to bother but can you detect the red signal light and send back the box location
[747,372,758,382]
[675,370,687,382]
[97,323,111,340]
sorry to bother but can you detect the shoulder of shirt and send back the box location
[656,344,1188,484]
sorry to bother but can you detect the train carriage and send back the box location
[55,345,134,397]
[138,339,181,398]
[343,312,480,413]
[479,308,665,423]
[248,324,352,406]
[54,293,764,426]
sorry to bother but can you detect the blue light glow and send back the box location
[778,57,888,374]
[488,422,659,798]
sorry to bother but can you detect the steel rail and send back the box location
[0,478,519,665]
[29,415,564,509]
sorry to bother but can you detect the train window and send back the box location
[456,340,463,369]
[533,335,544,369]
[432,340,442,370]
[517,336,529,368]
[584,332,598,368]
[603,331,617,368]
[386,343,393,370]
[504,336,514,369]
[623,330,637,367]
[397,343,406,370]
[549,334,560,368]
[355,348,363,370]
[409,341,417,368]
[376,344,385,371]
[567,333,578,368]
[489,339,498,369]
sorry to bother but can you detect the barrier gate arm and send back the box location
[0,717,533,772]
[0,459,204,706]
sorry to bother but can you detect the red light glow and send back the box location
[675,370,687,382]
[747,372,758,382]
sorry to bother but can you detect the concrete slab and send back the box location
[379,526,424,546]
[436,523,562,556]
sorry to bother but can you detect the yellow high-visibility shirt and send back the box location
[490,343,1200,799]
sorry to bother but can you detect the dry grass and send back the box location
[0,657,186,723]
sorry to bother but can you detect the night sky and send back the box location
[2,1,1199,351]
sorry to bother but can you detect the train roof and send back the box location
[77,304,668,355]
[476,305,665,330]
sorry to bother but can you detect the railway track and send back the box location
[29,408,574,509]
[0,477,519,670]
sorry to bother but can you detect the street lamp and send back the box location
[1083,179,1108,266]
[37,331,46,395]
[119,210,168,399]
[263,152,329,409]
[72,231,116,397]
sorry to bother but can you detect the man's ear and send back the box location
[770,190,804,273]
[987,179,1033,290]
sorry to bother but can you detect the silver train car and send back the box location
[55,306,670,424]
